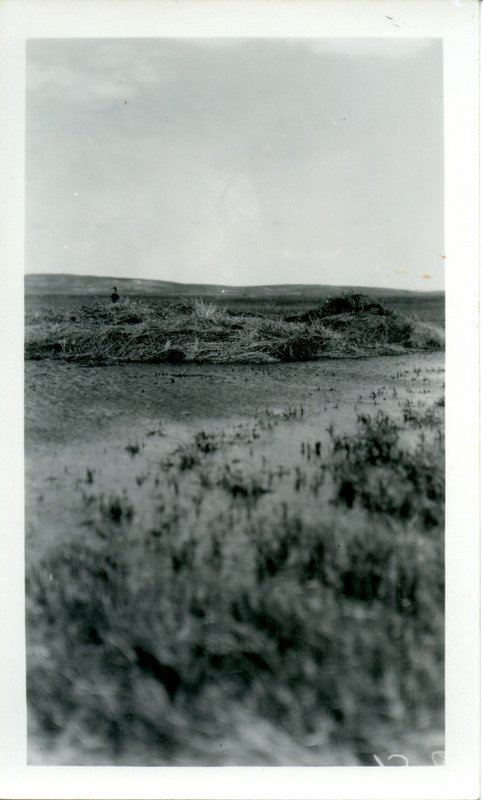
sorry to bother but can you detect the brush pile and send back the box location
[25,294,444,364]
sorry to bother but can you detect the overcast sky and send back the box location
[26,38,444,290]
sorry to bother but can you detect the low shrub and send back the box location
[329,411,445,529]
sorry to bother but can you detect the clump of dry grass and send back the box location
[286,292,391,322]
[25,295,444,364]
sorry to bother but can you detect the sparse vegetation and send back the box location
[25,294,444,365]
[329,411,444,529]
[26,397,444,765]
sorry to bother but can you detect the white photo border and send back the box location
[0,1,479,798]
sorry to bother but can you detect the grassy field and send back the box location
[25,290,445,765]
[25,293,444,365]
[26,390,444,765]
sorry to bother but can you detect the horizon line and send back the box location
[24,273,445,294]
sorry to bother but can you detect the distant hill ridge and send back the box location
[25,274,441,298]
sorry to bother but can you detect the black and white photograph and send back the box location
[0,0,480,797]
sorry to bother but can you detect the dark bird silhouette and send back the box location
[111,286,120,303]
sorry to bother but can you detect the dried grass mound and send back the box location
[286,293,390,323]
[25,294,444,364]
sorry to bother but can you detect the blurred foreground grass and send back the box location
[26,401,444,765]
